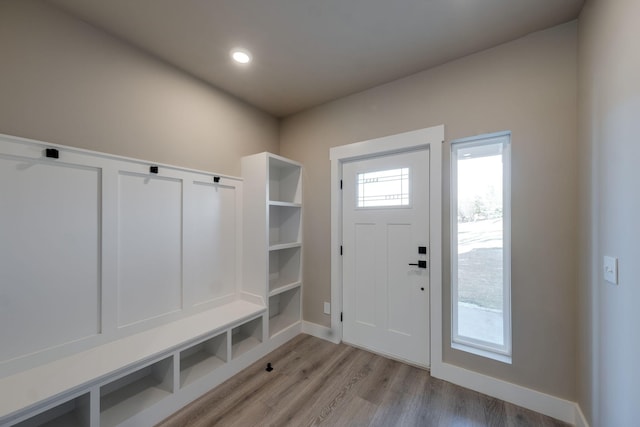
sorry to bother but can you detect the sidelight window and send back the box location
[451,132,511,363]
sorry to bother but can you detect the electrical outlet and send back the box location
[323,302,331,315]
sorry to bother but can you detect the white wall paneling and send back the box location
[117,171,183,327]
[0,136,304,426]
[0,134,244,376]
[183,180,238,308]
[0,153,101,362]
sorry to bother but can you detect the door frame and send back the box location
[329,125,444,369]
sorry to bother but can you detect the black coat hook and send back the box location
[45,148,59,159]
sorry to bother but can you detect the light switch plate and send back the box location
[323,302,331,315]
[603,256,618,284]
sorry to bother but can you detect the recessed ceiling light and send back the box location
[231,49,252,64]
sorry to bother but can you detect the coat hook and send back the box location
[45,148,59,159]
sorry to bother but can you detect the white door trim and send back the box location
[329,125,444,370]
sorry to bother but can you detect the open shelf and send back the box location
[269,286,301,337]
[231,317,263,359]
[268,157,302,204]
[269,246,301,294]
[269,281,302,297]
[14,394,90,427]
[100,357,173,427]
[269,204,301,247]
[179,332,227,388]
[268,201,301,208]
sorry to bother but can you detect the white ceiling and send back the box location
[49,0,584,117]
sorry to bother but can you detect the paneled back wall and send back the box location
[0,134,242,377]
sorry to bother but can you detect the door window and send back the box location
[357,168,409,208]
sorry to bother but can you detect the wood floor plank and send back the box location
[156,335,571,427]
[264,346,374,427]
[483,395,508,427]
[354,354,400,405]
[319,395,377,427]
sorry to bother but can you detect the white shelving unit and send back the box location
[1,136,306,427]
[242,153,303,339]
[2,306,271,427]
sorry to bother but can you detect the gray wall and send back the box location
[280,22,578,400]
[0,0,279,176]
[578,0,640,424]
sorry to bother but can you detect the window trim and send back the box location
[450,131,512,363]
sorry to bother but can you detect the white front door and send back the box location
[342,149,430,367]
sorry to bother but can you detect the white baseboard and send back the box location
[303,323,590,426]
[302,321,340,344]
[574,404,590,427]
[431,361,581,425]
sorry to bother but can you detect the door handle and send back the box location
[408,261,427,268]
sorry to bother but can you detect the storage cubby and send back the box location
[179,333,227,388]
[180,333,227,388]
[269,246,302,294]
[269,204,302,247]
[14,394,90,427]
[231,317,263,359]
[269,287,302,337]
[268,157,302,204]
[100,357,173,427]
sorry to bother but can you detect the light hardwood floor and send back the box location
[157,334,570,427]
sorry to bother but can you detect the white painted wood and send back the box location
[242,152,303,343]
[0,155,101,362]
[125,324,300,427]
[269,205,301,246]
[268,155,302,204]
[268,280,302,297]
[269,286,301,337]
[117,172,183,327]
[330,125,444,370]
[301,321,340,344]
[231,316,263,359]
[0,133,245,379]
[179,332,227,388]
[575,404,590,427]
[12,392,90,427]
[342,149,430,367]
[240,154,269,300]
[0,300,265,425]
[1,136,309,427]
[184,181,238,307]
[99,357,173,427]
[268,246,302,294]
